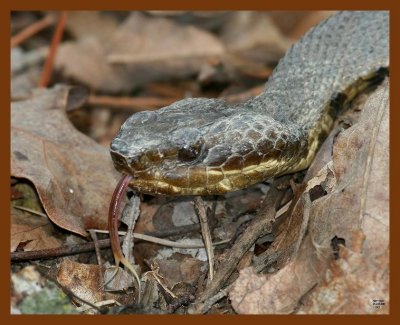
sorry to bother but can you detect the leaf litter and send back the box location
[229,80,389,314]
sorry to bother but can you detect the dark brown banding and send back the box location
[188,166,208,188]
[221,155,244,171]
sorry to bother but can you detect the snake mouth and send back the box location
[111,138,312,195]
[124,157,305,196]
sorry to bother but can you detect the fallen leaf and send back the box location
[65,11,120,44]
[154,254,205,288]
[11,207,63,252]
[298,244,389,314]
[11,85,120,236]
[57,260,130,308]
[56,12,225,93]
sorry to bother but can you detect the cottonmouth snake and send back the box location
[110,11,389,196]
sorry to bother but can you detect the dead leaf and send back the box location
[230,80,389,314]
[57,260,130,308]
[11,207,63,252]
[11,85,120,236]
[298,244,389,314]
[155,254,205,288]
[65,11,120,44]
[56,12,225,93]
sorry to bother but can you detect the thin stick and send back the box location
[38,11,67,87]
[11,238,111,262]
[95,230,230,248]
[189,285,232,314]
[11,14,55,48]
[88,229,105,295]
[194,197,215,283]
[13,205,47,217]
[11,230,230,262]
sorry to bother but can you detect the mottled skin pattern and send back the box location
[110,11,389,195]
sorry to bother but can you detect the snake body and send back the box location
[110,11,389,195]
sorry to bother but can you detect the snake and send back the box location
[110,11,389,196]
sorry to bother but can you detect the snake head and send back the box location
[110,97,309,195]
[111,98,234,195]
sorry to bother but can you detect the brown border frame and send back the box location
[2,0,398,323]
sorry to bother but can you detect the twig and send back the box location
[13,205,47,217]
[76,299,121,313]
[193,197,215,283]
[94,229,230,248]
[38,11,67,87]
[11,228,229,262]
[87,95,179,111]
[189,284,232,314]
[11,14,55,48]
[150,271,177,299]
[88,229,104,293]
[11,238,111,262]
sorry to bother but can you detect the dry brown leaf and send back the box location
[11,207,63,252]
[56,12,225,93]
[155,254,205,288]
[11,85,120,236]
[298,243,389,314]
[57,260,130,308]
[230,80,389,314]
[65,11,120,44]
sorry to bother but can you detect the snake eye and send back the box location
[178,144,201,162]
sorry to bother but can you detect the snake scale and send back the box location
[110,11,389,196]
